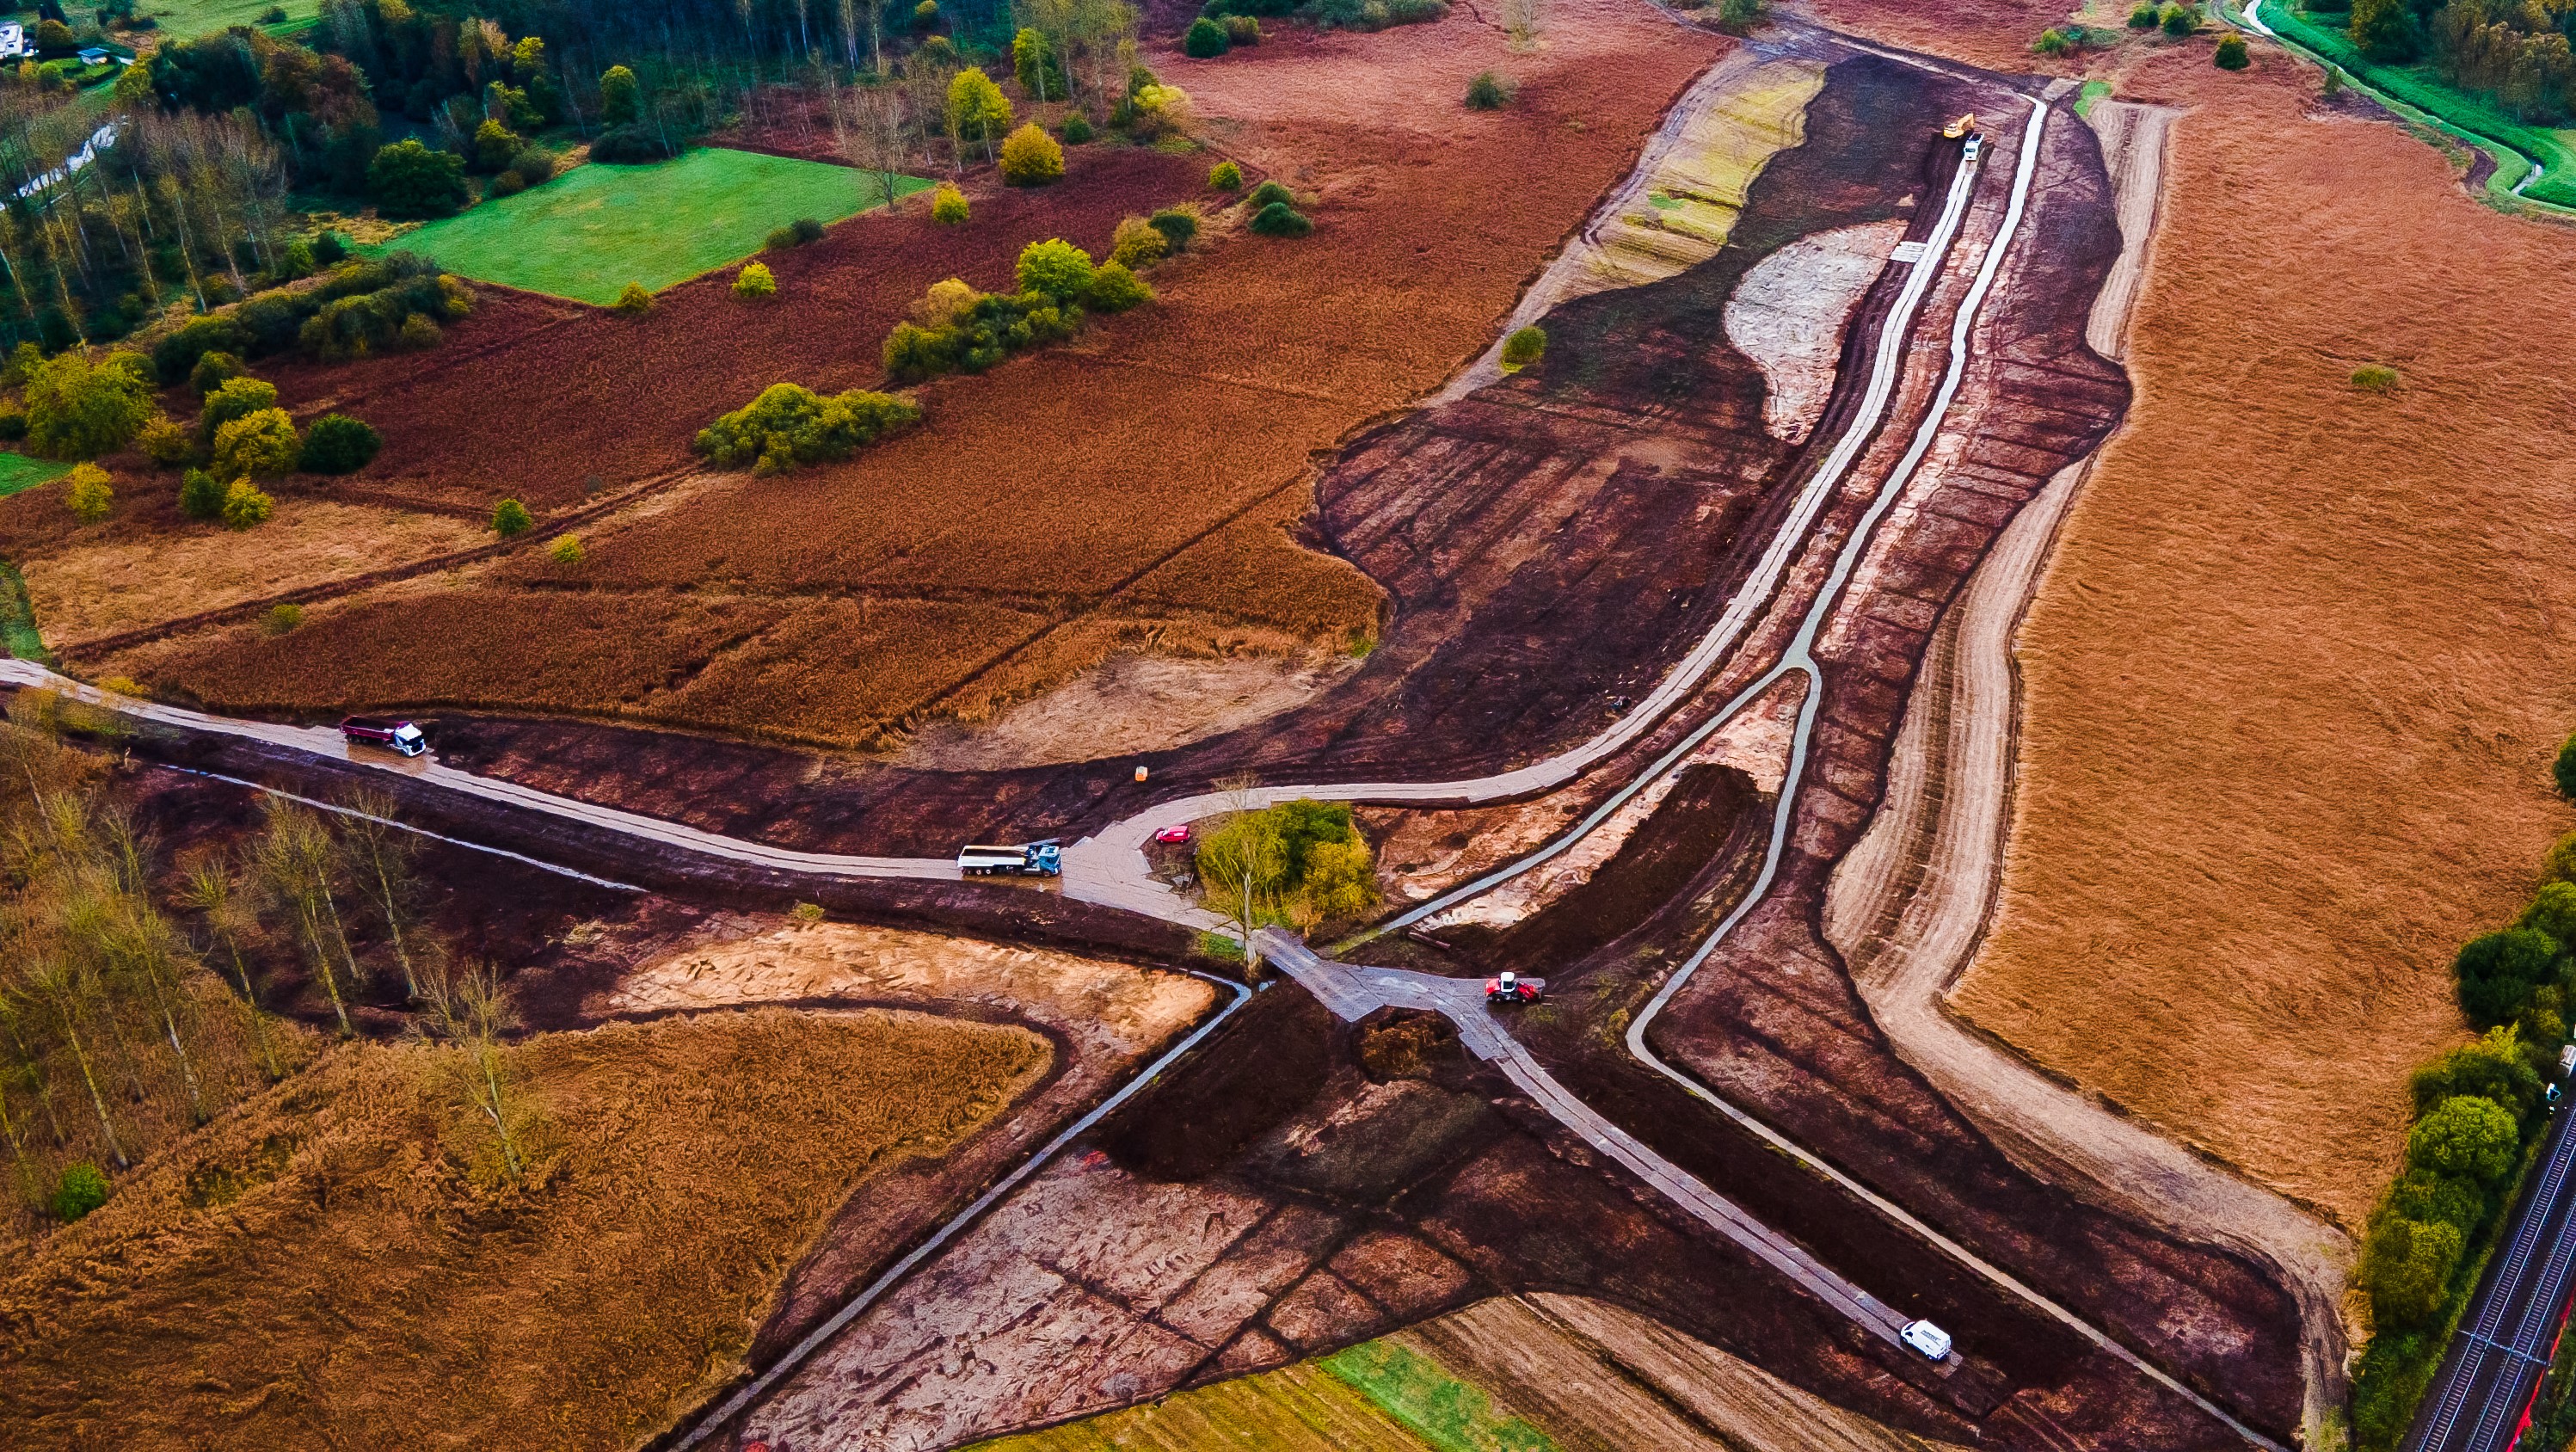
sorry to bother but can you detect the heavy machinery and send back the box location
[956,840,1062,877]
[340,717,427,757]
[1942,113,1977,138]
[1485,971,1546,1005]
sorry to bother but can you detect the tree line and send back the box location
[0,691,528,1238]
[2337,0,2576,122]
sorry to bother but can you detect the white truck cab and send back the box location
[1901,1319,1952,1360]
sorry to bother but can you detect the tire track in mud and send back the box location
[1823,99,2352,1450]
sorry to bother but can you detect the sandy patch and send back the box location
[895,649,1361,770]
[1725,220,1911,445]
[610,920,1214,1057]
[26,501,486,646]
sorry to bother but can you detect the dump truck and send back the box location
[340,717,427,757]
[957,840,1062,877]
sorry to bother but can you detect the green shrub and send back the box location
[550,533,584,565]
[599,64,642,126]
[1249,200,1313,237]
[51,1163,108,1221]
[589,123,683,163]
[931,183,970,225]
[27,351,154,461]
[1110,216,1169,268]
[511,148,556,185]
[157,317,249,385]
[2358,1213,2464,1326]
[64,463,112,524]
[2556,730,2576,798]
[188,349,247,395]
[1209,159,1243,189]
[1085,259,1153,312]
[2352,1332,2439,1450]
[2032,26,2077,54]
[492,498,534,536]
[1017,237,1096,299]
[1061,114,1095,144]
[225,480,277,531]
[1500,325,1546,369]
[1013,26,1067,98]
[2411,1030,2543,1118]
[2128,2,2158,23]
[473,119,525,173]
[2352,363,2400,392]
[999,122,1066,185]
[179,466,226,520]
[2215,32,2249,67]
[299,414,381,474]
[613,281,654,317]
[1716,0,1762,29]
[2455,927,2563,1027]
[312,231,351,266]
[261,601,301,634]
[882,291,1084,382]
[0,408,22,442]
[1185,16,1230,54]
[2160,3,2196,35]
[212,409,301,481]
[733,261,778,299]
[1245,178,1294,210]
[200,376,280,441]
[2381,1167,2487,1237]
[367,138,469,219]
[398,313,442,350]
[791,217,827,244]
[1224,14,1262,42]
[2406,1095,2518,1185]
[692,383,923,475]
[1466,71,1513,108]
[491,170,528,198]
[1147,207,1199,250]
[137,416,194,467]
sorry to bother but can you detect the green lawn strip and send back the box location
[128,0,323,38]
[0,559,48,662]
[2254,3,2576,210]
[391,148,931,305]
[2075,78,2112,119]
[0,451,70,498]
[1319,1340,1559,1452]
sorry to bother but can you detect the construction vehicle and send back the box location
[956,840,1062,877]
[340,717,427,757]
[1901,1319,1953,1360]
[1485,971,1546,1005]
[1942,113,1977,138]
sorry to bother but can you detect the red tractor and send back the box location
[1485,971,1544,1005]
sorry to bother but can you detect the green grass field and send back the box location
[0,452,70,498]
[394,148,930,306]
[2260,3,2576,208]
[126,0,320,38]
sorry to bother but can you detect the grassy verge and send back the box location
[0,451,70,498]
[0,559,48,663]
[1319,1340,1560,1452]
[2250,3,2576,210]
[393,147,932,305]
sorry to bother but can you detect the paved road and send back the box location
[1251,930,1938,1358]
[2406,1088,2576,1452]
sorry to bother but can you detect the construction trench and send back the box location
[12,22,2347,1452]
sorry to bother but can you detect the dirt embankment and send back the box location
[0,1009,1047,1451]
[1949,44,2576,1231]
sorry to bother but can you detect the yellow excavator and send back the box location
[1942,113,1977,139]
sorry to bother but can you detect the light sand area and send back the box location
[609,920,1215,1059]
[895,649,1362,769]
[24,500,485,647]
[1725,220,1911,445]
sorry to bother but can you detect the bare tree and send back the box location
[177,853,283,1082]
[340,791,421,1000]
[833,81,912,212]
[418,957,528,1184]
[257,802,355,1037]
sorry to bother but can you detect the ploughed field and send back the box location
[79,0,1727,753]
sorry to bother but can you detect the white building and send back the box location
[0,24,28,60]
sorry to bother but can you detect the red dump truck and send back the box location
[340,717,427,757]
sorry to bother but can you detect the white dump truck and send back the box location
[956,840,1062,877]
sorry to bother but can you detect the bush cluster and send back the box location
[1501,325,1546,370]
[1185,16,1230,54]
[151,255,470,380]
[1200,0,1442,27]
[881,239,1154,385]
[2349,813,2576,1448]
[1466,71,1515,109]
[693,383,922,475]
[931,183,971,225]
[999,122,1066,185]
[590,122,684,164]
[765,218,828,250]
[24,351,155,460]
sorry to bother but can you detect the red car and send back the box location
[1485,972,1544,1005]
[1153,824,1192,845]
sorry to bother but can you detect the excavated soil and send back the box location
[1952,48,2576,1230]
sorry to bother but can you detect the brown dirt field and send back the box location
[0,1007,1048,1450]
[22,501,488,647]
[896,649,1362,770]
[1950,46,2576,1230]
[138,0,1726,747]
[1804,0,2093,71]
